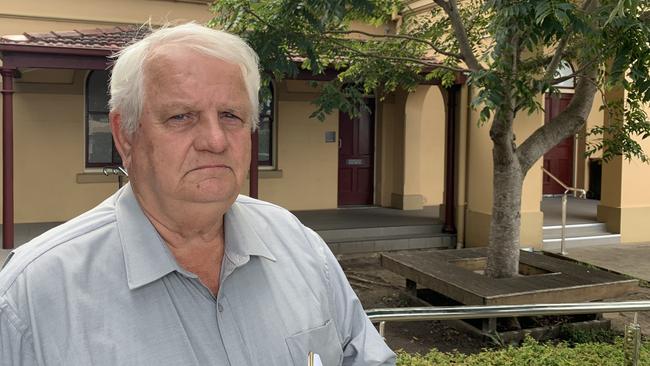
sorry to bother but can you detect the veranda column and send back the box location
[249,129,259,198]
[597,88,650,242]
[1,68,15,249]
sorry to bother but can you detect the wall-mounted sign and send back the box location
[346,159,364,166]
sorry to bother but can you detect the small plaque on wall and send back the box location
[325,131,336,143]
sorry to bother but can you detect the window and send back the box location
[258,82,274,167]
[85,70,121,168]
[554,60,575,89]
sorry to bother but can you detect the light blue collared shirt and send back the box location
[0,184,395,366]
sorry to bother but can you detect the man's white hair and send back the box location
[109,22,261,134]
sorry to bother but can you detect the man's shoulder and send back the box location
[232,195,327,259]
[234,194,301,223]
[232,195,320,237]
[234,194,287,211]
[0,194,119,296]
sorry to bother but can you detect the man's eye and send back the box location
[168,113,195,123]
[220,112,245,126]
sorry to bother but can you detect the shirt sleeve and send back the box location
[315,235,396,366]
[0,298,39,366]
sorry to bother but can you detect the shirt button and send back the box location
[218,303,224,312]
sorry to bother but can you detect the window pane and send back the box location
[258,118,271,164]
[258,85,273,165]
[555,60,575,89]
[87,112,114,164]
[87,70,110,112]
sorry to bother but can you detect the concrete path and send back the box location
[559,242,650,282]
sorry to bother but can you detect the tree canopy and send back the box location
[210,0,650,278]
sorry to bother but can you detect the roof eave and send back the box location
[0,43,114,57]
[0,44,113,70]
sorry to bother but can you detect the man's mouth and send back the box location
[189,164,231,173]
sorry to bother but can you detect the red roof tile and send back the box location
[0,26,151,52]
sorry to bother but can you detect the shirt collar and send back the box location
[116,185,276,290]
[223,197,277,267]
[116,184,186,290]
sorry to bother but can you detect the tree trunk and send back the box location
[485,108,523,278]
[486,155,523,278]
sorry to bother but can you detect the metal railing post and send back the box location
[541,167,586,255]
[625,312,642,366]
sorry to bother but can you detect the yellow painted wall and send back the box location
[377,98,395,207]
[404,85,445,206]
[240,80,339,210]
[379,91,408,207]
[464,93,544,248]
[0,1,214,223]
[597,89,650,243]
[381,86,445,210]
[13,85,118,223]
[0,0,212,31]
[575,90,604,193]
[403,91,423,198]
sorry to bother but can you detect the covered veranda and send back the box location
[0,26,463,249]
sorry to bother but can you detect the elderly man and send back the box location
[0,23,395,365]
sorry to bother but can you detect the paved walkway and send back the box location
[559,242,650,282]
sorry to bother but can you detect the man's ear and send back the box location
[109,112,133,169]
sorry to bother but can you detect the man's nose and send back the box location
[194,114,228,153]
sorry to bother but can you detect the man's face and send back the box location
[115,46,252,210]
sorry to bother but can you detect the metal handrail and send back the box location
[541,167,587,255]
[367,300,649,365]
[366,301,650,323]
[102,166,128,188]
[102,166,128,177]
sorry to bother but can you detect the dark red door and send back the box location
[543,93,574,194]
[338,101,375,206]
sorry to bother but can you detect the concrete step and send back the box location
[317,224,442,242]
[543,223,610,239]
[325,233,454,254]
[542,221,621,251]
[543,233,621,245]
[542,235,621,253]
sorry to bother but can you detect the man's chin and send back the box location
[182,185,239,205]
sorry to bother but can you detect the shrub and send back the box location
[396,336,650,365]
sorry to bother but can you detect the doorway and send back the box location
[338,100,375,206]
[543,93,574,194]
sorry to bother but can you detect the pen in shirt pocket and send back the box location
[307,351,323,366]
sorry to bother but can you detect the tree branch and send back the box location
[542,0,596,84]
[551,74,576,85]
[326,37,468,73]
[241,5,468,74]
[516,65,599,173]
[542,35,570,83]
[323,29,464,60]
[242,5,274,30]
[432,0,483,71]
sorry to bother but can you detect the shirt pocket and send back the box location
[285,319,343,366]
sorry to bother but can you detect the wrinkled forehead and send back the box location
[141,43,247,93]
[142,44,198,82]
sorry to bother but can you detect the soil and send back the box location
[338,252,650,355]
